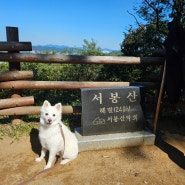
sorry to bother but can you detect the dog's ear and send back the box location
[43,100,51,108]
[55,103,62,112]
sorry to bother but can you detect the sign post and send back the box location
[81,86,146,136]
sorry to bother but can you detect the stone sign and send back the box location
[81,86,146,136]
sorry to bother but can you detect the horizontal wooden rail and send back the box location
[0,53,164,65]
[0,71,33,81]
[0,42,32,51]
[0,96,34,109]
[0,81,159,89]
[0,81,129,89]
[0,105,81,115]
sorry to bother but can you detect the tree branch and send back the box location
[127,11,145,31]
[144,0,160,31]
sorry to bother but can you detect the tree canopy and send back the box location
[121,0,185,56]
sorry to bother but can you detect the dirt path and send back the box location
[0,122,185,185]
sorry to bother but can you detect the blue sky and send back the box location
[0,0,142,50]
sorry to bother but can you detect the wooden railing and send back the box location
[0,27,165,124]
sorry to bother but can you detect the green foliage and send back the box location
[0,62,8,71]
[60,48,80,55]
[80,39,102,56]
[121,23,167,57]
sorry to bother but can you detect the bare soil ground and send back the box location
[0,120,185,185]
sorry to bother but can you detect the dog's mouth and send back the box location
[46,119,52,125]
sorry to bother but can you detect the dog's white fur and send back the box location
[35,100,78,169]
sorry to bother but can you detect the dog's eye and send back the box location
[45,113,48,116]
[53,114,55,117]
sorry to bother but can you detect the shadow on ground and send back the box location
[155,119,185,170]
[30,128,41,155]
[155,132,185,169]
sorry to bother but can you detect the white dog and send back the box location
[36,100,78,169]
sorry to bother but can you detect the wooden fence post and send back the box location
[6,27,21,71]
[6,27,21,123]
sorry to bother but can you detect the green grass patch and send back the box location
[0,122,39,141]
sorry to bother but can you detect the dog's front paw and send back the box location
[35,157,42,162]
[44,165,51,170]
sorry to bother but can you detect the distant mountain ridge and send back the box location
[32,45,72,53]
[32,44,118,54]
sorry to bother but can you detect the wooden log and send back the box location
[152,48,166,57]
[0,80,160,89]
[0,81,129,89]
[0,96,34,109]
[0,42,32,51]
[0,53,164,65]
[0,105,82,115]
[0,71,33,81]
[11,94,21,98]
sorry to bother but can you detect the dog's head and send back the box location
[40,100,62,126]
